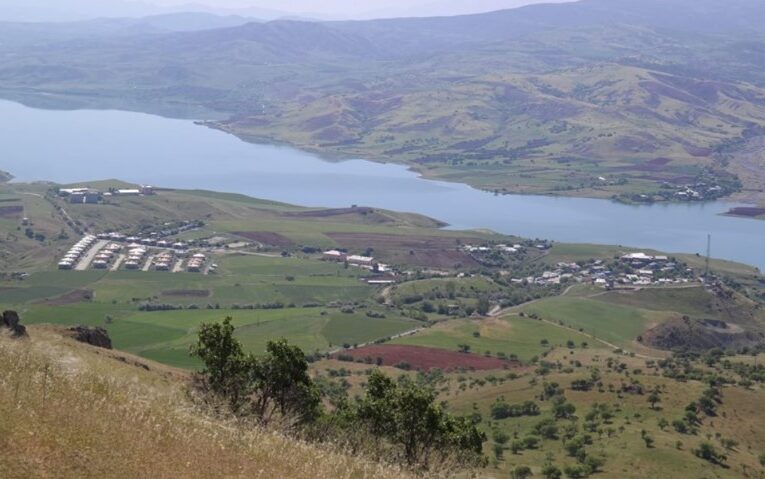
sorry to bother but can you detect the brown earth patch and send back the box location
[232,231,295,247]
[161,290,210,298]
[337,344,518,371]
[325,232,481,269]
[35,289,93,306]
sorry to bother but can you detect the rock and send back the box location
[67,326,112,349]
[1,310,27,337]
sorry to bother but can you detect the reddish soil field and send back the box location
[233,231,295,247]
[161,290,210,298]
[325,232,481,269]
[337,344,518,371]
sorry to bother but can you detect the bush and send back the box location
[512,466,532,479]
[542,464,562,479]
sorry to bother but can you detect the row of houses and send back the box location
[463,243,525,254]
[124,247,149,270]
[58,235,97,270]
[96,232,188,250]
[152,251,176,272]
[92,243,123,269]
[187,253,207,273]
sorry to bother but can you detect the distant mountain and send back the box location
[1,0,765,202]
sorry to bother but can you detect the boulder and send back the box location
[1,310,27,338]
[67,326,112,349]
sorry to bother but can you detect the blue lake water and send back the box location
[1,99,764,271]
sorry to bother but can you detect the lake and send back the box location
[2,99,764,271]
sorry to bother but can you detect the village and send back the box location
[456,242,698,289]
[58,232,217,274]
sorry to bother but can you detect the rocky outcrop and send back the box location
[67,326,112,349]
[1,310,27,337]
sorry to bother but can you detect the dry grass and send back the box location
[0,326,410,479]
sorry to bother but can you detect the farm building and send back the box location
[347,255,375,266]
[69,191,101,204]
[323,250,346,261]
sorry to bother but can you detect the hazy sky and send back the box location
[0,0,574,21]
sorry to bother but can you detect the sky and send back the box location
[0,0,573,22]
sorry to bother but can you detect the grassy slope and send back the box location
[440,347,765,478]
[220,64,765,199]
[0,327,409,479]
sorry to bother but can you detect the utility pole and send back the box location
[704,233,711,280]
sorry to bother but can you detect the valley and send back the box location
[2,1,765,477]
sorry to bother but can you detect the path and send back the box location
[111,254,125,271]
[74,240,107,271]
[142,255,155,272]
[328,327,425,355]
[172,259,184,273]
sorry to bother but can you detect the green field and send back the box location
[393,315,598,361]
[14,304,419,369]
[519,296,665,348]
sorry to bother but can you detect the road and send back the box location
[111,254,125,271]
[172,259,184,273]
[328,326,425,355]
[74,240,108,271]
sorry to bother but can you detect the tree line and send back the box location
[190,317,486,472]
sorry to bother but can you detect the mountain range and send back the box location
[1,0,764,202]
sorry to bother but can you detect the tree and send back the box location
[534,418,559,439]
[352,370,485,467]
[647,390,661,410]
[190,317,252,412]
[541,464,562,479]
[563,464,587,479]
[250,339,321,424]
[512,465,532,479]
[191,319,320,423]
[642,434,655,448]
[493,430,510,446]
[552,396,576,419]
[693,442,727,466]
[476,296,490,316]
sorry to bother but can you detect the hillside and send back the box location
[0,326,408,479]
[1,0,765,203]
[216,64,765,199]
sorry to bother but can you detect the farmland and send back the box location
[1,181,765,479]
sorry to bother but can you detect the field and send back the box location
[337,344,518,371]
[392,315,599,361]
[1,183,765,479]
